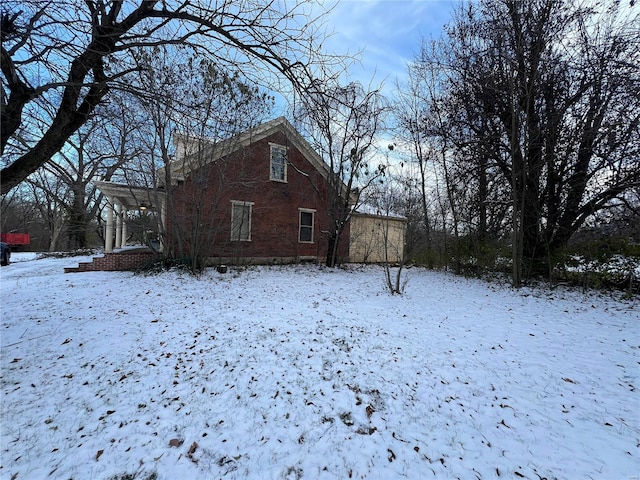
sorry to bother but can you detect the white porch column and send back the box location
[105,201,114,253]
[115,203,123,249]
[121,207,128,248]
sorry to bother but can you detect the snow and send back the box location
[1,253,639,480]
[565,254,640,278]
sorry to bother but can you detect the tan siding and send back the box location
[349,214,406,263]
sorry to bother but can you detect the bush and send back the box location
[135,256,201,275]
[409,236,510,277]
[552,239,639,294]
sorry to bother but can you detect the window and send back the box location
[299,209,315,243]
[270,144,287,182]
[231,201,253,241]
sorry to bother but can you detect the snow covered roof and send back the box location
[353,202,407,221]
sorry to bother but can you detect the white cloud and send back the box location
[322,0,460,88]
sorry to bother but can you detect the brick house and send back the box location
[164,116,351,264]
[92,117,405,270]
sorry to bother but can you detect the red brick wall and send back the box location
[93,252,159,271]
[167,130,350,263]
[64,252,159,273]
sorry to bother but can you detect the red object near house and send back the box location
[0,233,30,247]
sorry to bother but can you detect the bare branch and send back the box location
[1,0,345,194]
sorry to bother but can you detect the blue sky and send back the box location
[323,0,462,88]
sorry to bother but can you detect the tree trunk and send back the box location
[477,154,488,243]
[326,233,339,268]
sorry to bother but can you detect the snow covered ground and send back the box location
[1,253,638,480]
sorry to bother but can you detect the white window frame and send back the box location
[269,143,288,182]
[298,208,315,243]
[231,201,254,242]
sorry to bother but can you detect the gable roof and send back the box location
[165,116,334,185]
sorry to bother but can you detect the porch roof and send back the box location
[95,181,164,211]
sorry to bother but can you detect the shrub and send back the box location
[135,256,201,275]
[552,239,639,294]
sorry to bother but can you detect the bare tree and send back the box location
[295,81,389,267]
[393,47,437,250]
[394,42,471,274]
[66,114,136,248]
[3,94,140,251]
[125,49,274,272]
[361,145,408,294]
[1,0,344,195]
[400,0,640,284]
[24,172,69,251]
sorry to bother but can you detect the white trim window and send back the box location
[231,201,253,241]
[299,208,315,243]
[270,143,288,182]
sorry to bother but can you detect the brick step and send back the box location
[64,251,159,273]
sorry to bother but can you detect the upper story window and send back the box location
[270,144,287,182]
[231,200,253,241]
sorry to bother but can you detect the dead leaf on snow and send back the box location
[169,438,184,447]
[96,450,103,461]
[356,426,377,435]
[187,441,199,463]
[188,441,198,456]
[366,404,375,418]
